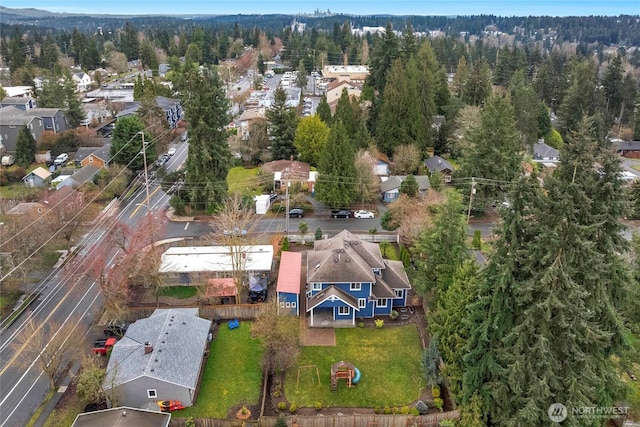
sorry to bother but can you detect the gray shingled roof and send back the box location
[424,155,454,173]
[0,106,34,126]
[23,107,61,118]
[617,141,640,151]
[75,144,112,163]
[533,142,560,160]
[72,407,170,427]
[381,260,411,290]
[67,165,100,186]
[104,309,211,392]
[380,175,430,193]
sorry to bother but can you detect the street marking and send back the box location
[128,185,162,219]
[184,222,190,231]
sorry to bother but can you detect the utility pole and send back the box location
[467,177,476,224]
[139,131,151,215]
[284,168,290,237]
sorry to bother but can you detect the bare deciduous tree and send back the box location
[13,319,81,389]
[392,144,422,175]
[251,300,299,374]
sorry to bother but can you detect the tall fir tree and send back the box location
[182,67,232,213]
[557,58,600,136]
[315,121,357,208]
[15,126,37,168]
[316,94,332,126]
[266,87,299,160]
[109,115,153,171]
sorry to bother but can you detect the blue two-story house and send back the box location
[305,230,411,327]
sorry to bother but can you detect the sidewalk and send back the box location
[32,361,81,427]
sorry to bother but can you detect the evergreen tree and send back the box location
[366,22,400,96]
[15,126,37,168]
[430,260,480,400]
[602,55,624,122]
[451,56,469,99]
[413,190,469,299]
[110,115,152,171]
[464,58,492,106]
[401,22,417,60]
[120,22,140,60]
[376,57,429,156]
[315,121,357,208]
[417,41,450,116]
[316,94,332,125]
[266,87,298,160]
[63,78,85,128]
[509,70,540,148]
[399,174,419,197]
[182,68,232,213]
[460,91,521,210]
[557,58,600,136]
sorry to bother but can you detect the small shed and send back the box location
[254,194,271,215]
[276,251,302,315]
[23,167,52,187]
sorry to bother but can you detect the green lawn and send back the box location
[227,166,262,195]
[285,325,425,408]
[158,286,197,299]
[179,321,263,418]
[0,184,44,200]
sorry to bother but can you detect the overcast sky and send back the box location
[3,0,639,16]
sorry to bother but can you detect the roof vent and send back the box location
[314,263,321,270]
[346,258,351,262]
[334,258,339,263]
[144,342,153,354]
[122,410,127,417]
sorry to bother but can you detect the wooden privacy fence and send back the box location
[124,304,264,322]
[169,412,460,427]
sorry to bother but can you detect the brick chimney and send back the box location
[144,342,153,354]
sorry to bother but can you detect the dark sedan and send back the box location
[288,208,304,218]
[331,210,351,218]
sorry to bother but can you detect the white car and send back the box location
[167,147,176,156]
[354,210,375,219]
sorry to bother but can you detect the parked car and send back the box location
[167,147,176,156]
[92,337,117,355]
[53,153,69,166]
[288,208,304,218]
[155,154,169,167]
[332,210,351,218]
[223,227,248,237]
[104,320,129,337]
[269,193,278,202]
[354,210,375,219]
[1,155,15,166]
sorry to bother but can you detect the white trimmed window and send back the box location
[394,289,403,298]
[312,283,322,291]
[338,306,350,315]
[147,389,157,398]
[376,299,388,308]
[350,283,361,291]
[279,302,285,308]
[285,302,291,308]
[358,298,367,308]
[291,302,297,308]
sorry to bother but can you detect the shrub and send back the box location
[274,416,288,427]
[434,398,444,411]
[277,401,287,410]
[390,310,399,320]
[400,246,412,268]
[374,406,381,414]
[315,227,323,240]
[289,402,297,413]
[281,237,290,251]
[432,385,441,398]
[392,406,399,414]
[185,417,196,427]
[471,229,482,250]
[409,407,420,416]
[439,420,456,427]
[315,401,322,410]
[170,195,186,216]
[384,406,391,414]
[415,400,430,414]
[401,405,410,414]
[374,319,384,328]
[272,390,281,398]
[358,322,365,328]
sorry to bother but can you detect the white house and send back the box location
[72,72,92,92]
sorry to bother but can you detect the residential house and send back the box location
[533,141,560,162]
[306,230,411,327]
[114,97,182,129]
[23,167,52,188]
[72,407,170,427]
[0,86,34,98]
[59,164,100,189]
[616,141,640,159]
[24,108,68,134]
[158,245,274,293]
[158,64,171,77]
[325,80,362,106]
[72,72,92,92]
[277,251,302,316]
[321,65,370,82]
[0,96,37,111]
[424,155,455,183]
[0,106,45,153]
[238,108,266,140]
[380,175,430,203]
[74,144,112,168]
[432,115,445,132]
[103,308,212,409]
[262,160,315,192]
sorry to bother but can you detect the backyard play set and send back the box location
[330,361,361,391]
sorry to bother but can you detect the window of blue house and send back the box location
[394,289,403,298]
[312,283,321,291]
[350,283,361,291]
[358,298,366,308]
[338,306,350,315]
[376,299,388,308]
[373,268,381,275]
